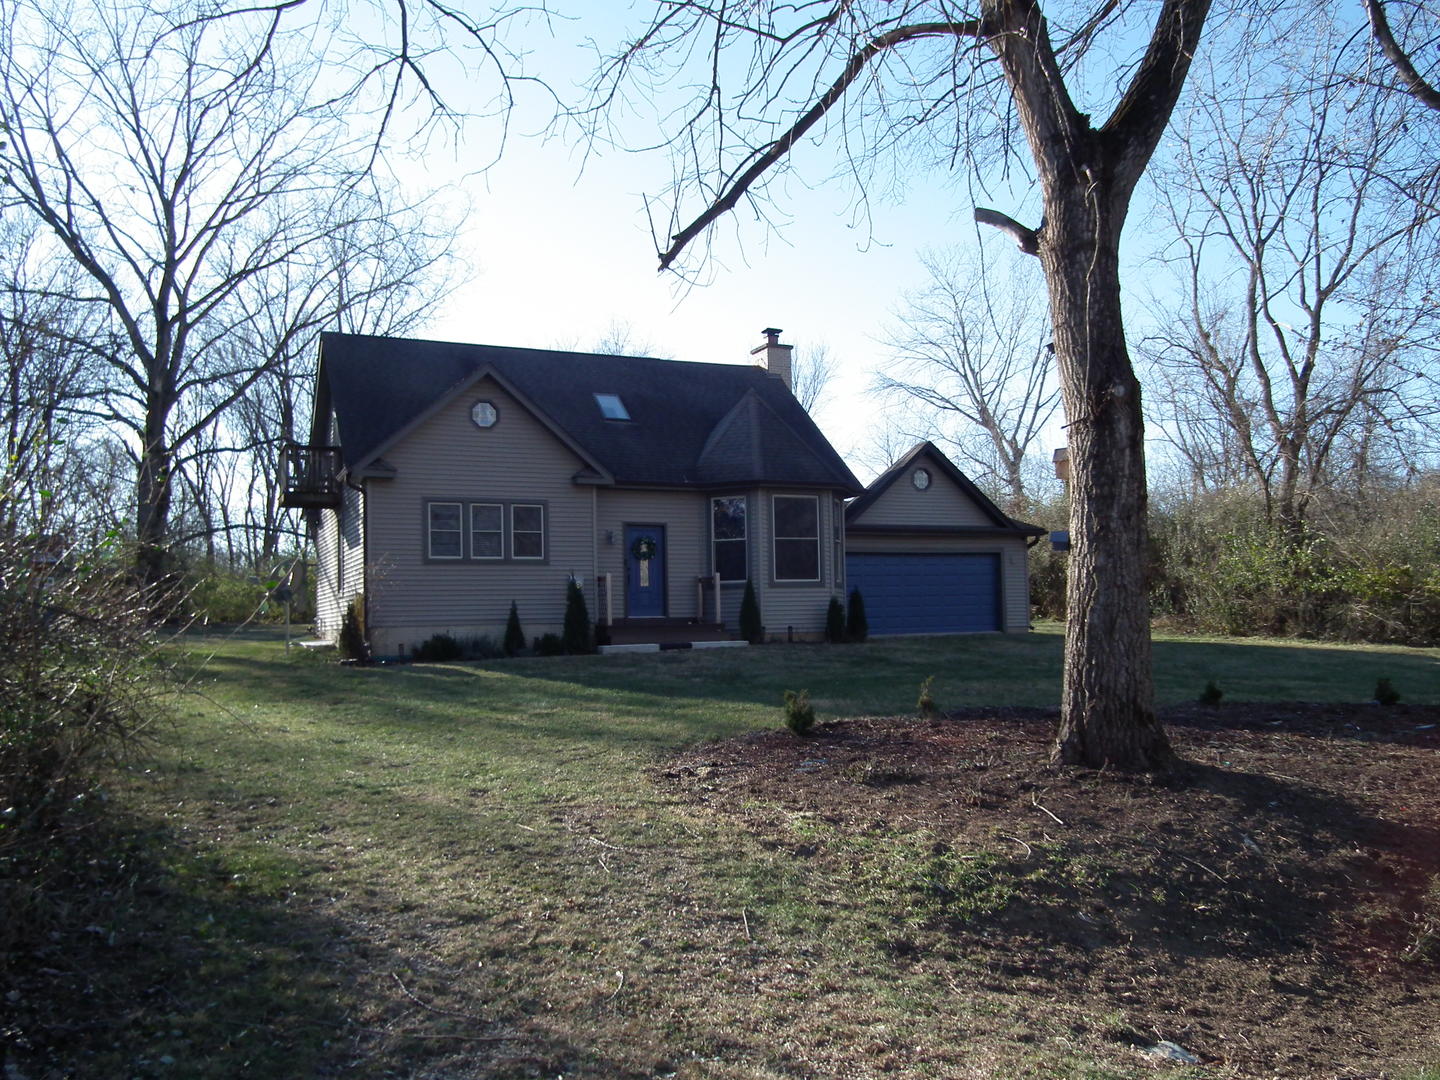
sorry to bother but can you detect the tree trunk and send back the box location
[135,414,173,593]
[1042,190,1175,771]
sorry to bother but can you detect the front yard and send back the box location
[8,627,1439,1079]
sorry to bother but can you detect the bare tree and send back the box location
[584,0,1219,769]
[0,221,111,537]
[1142,32,1438,530]
[1366,0,1440,114]
[790,341,838,413]
[0,0,457,587]
[876,246,1058,511]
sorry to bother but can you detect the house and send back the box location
[282,330,1041,656]
[283,329,865,657]
[844,442,1043,635]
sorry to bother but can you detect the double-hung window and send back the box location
[470,503,504,559]
[511,504,545,560]
[427,502,463,560]
[711,495,747,581]
[427,499,545,561]
[773,495,820,582]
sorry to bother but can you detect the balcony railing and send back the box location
[280,443,342,508]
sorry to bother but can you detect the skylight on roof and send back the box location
[594,393,630,420]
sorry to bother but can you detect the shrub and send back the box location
[594,620,612,648]
[845,587,868,643]
[740,580,763,644]
[825,595,846,643]
[465,635,504,660]
[503,601,525,657]
[535,632,565,657]
[183,566,270,623]
[1374,678,1400,706]
[917,675,938,719]
[412,632,462,662]
[562,578,594,654]
[783,689,815,736]
[338,596,368,662]
[0,529,168,963]
[1198,680,1223,706]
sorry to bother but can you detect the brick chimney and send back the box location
[750,327,793,391]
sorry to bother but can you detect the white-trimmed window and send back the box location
[711,495,747,581]
[773,495,820,582]
[511,504,545,560]
[427,501,463,560]
[470,502,504,559]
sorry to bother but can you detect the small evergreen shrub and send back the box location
[918,675,938,719]
[465,636,503,660]
[503,601,525,657]
[1198,680,1223,706]
[535,632,565,657]
[562,579,594,654]
[594,620,612,648]
[412,632,463,662]
[825,596,846,643]
[783,689,816,736]
[1374,677,1400,706]
[338,596,368,662]
[846,587,868,643]
[740,580,763,644]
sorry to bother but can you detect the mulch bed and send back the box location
[656,702,1440,1078]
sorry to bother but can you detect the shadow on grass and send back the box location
[2,811,655,1080]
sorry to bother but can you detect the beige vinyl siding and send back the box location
[315,506,342,636]
[855,463,991,528]
[362,376,596,654]
[751,488,843,639]
[845,531,1031,632]
[315,483,366,640]
[594,489,708,622]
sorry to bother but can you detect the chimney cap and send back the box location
[761,327,783,340]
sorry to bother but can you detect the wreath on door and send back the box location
[630,535,658,562]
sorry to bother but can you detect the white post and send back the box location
[712,572,722,627]
[602,573,613,626]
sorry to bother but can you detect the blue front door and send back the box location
[625,525,666,617]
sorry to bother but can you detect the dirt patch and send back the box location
[656,703,1440,1078]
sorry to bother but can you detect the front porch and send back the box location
[602,617,738,649]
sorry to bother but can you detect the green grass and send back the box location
[34,626,1440,1079]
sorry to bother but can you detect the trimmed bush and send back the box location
[412,632,462,662]
[845,587,868,643]
[783,689,815,736]
[563,579,594,654]
[740,580,763,644]
[503,601,525,657]
[825,596,846,643]
[338,596,368,662]
[535,632,565,657]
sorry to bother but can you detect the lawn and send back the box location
[10,626,1438,1079]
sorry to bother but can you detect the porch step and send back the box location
[599,639,748,655]
[603,619,734,646]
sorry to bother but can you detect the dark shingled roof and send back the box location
[314,332,863,493]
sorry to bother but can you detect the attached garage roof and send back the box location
[846,442,1044,537]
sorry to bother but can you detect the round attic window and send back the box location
[471,400,498,429]
[912,467,931,491]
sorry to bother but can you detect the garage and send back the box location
[845,552,1001,635]
[843,442,1043,636]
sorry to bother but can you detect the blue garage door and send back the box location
[845,552,1001,635]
